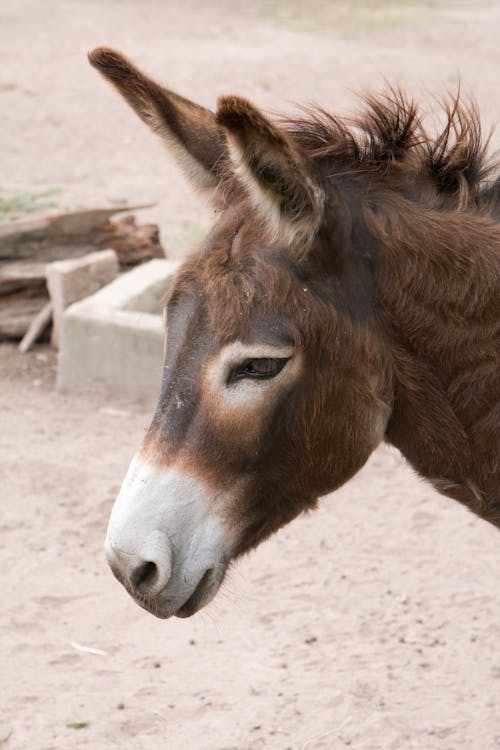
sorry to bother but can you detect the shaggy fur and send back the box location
[90,47,499,553]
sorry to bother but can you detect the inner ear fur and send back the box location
[216,95,324,252]
[88,47,228,194]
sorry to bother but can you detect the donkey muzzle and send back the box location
[105,456,230,618]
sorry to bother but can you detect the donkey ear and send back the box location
[88,47,228,195]
[216,96,324,251]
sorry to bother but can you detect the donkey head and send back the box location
[90,48,391,618]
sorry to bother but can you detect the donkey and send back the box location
[89,48,500,619]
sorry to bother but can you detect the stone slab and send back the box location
[46,248,119,347]
[57,259,180,401]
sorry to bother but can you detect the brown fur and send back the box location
[90,47,500,556]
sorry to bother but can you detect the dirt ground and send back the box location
[1,1,500,749]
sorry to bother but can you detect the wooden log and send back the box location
[94,215,164,266]
[18,302,52,353]
[0,261,47,296]
[0,204,155,262]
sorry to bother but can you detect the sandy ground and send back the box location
[1,1,500,748]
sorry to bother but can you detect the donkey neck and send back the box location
[368,197,500,521]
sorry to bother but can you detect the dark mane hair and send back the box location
[282,89,499,212]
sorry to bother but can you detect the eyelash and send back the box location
[227,358,289,384]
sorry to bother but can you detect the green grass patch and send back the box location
[0,188,61,218]
[254,0,433,35]
[66,722,88,730]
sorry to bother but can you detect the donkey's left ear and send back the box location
[216,96,324,253]
[88,47,228,199]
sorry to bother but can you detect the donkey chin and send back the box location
[104,455,233,618]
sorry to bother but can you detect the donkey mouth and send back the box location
[175,567,217,618]
[133,564,226,619]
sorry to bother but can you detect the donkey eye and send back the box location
[228,357,289,384]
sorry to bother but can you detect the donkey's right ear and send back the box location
[88,47,228,196]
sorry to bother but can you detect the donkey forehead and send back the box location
[165,233,303,350]
[164,285,295,363]
[200,201,279,255]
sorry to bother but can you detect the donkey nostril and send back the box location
[105,532,172,599]
[130,560,158,594]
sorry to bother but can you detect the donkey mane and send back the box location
[282,90,499,212]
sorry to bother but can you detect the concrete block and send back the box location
[46,249,119,347]
[57,259,180,402]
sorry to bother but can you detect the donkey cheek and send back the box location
[201,395,272,454]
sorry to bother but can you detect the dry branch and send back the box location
[18,302,52,353]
